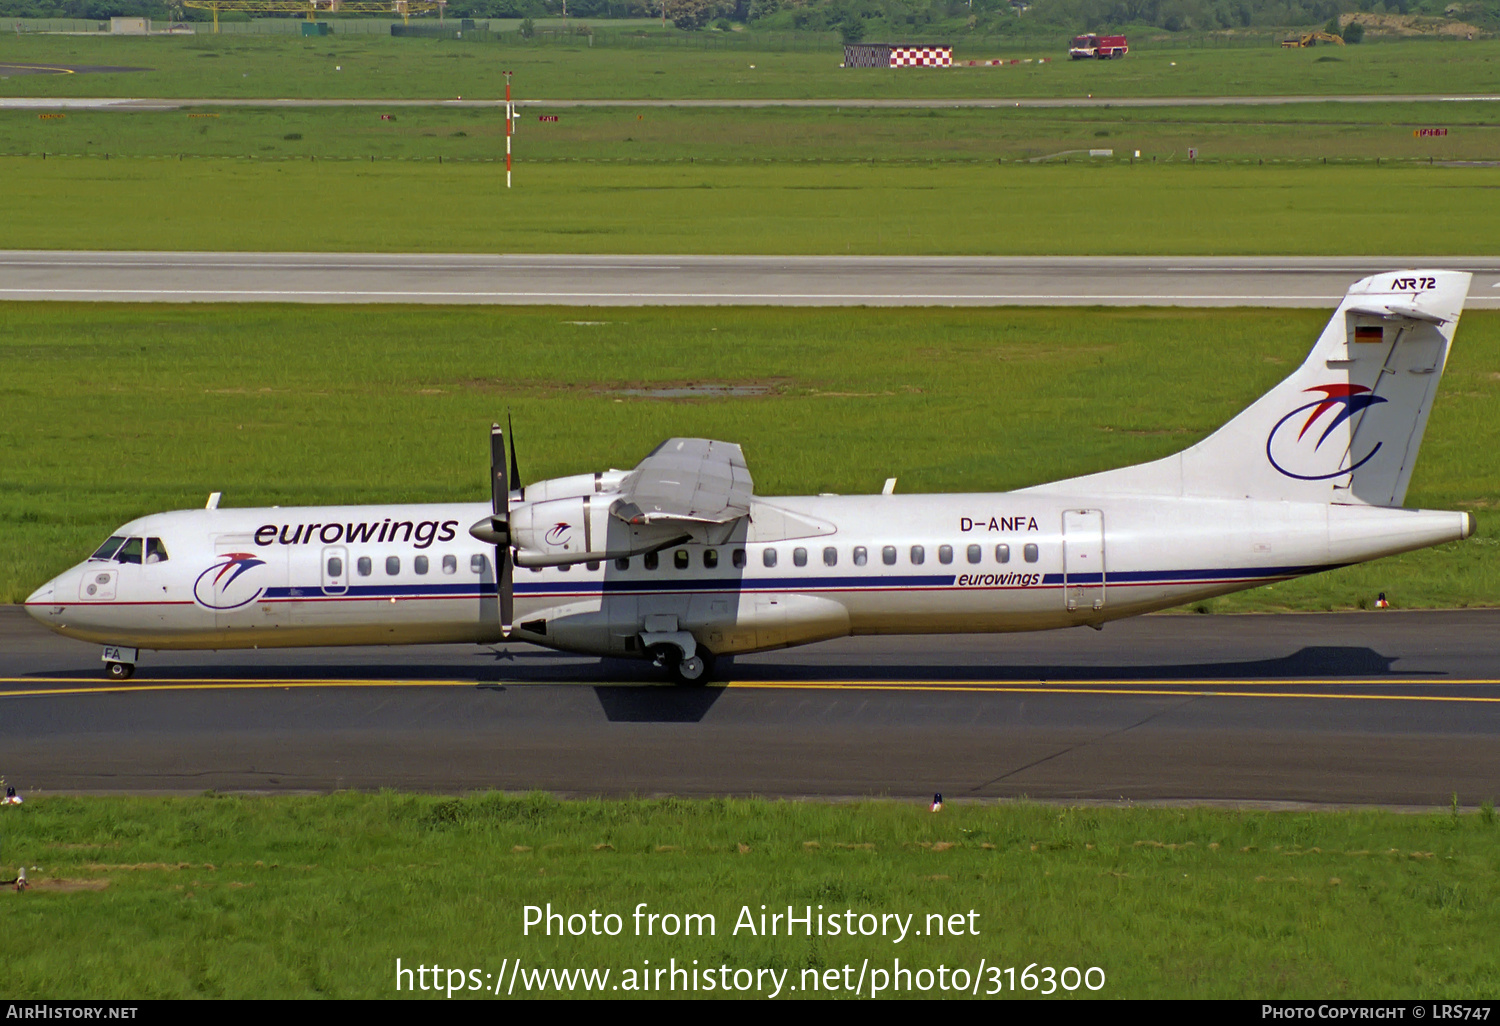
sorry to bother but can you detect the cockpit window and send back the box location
[115,537,143,565]
[90,536,126,561]
[145,538,169,564]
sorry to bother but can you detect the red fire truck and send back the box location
[1069,34,1128,59]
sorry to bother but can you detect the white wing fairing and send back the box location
[497,438,754,567]
[23,270,1478,682]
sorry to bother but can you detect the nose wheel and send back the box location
[105,661,135,681]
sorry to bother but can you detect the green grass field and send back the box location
[3,304,1495,610]
[5,101,1497,163]
[3,158,1499,254]
[2,793,1497,998]
[4,33,1500,100]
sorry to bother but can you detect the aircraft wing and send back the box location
[611,438,753,525]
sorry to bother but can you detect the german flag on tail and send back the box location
[1355,325,1384,343]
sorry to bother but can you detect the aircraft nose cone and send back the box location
[25,581,57,621]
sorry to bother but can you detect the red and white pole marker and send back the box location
[504,70,513,189]
[930,792,943,813]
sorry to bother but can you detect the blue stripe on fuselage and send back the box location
[260,562,1340,600]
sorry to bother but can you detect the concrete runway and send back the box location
[3,93,1498,110]
[4,606,1499,806]
[4,252,1499,307]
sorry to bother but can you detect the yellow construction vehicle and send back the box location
[1281,31,1346,47]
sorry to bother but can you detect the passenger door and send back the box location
[321,546,348,596]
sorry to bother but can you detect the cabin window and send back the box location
[326,556,343,578]
[145,538,169,564]
[586,561,600,572]
[996,544,1010,564]
[938,545,954,565]
[910,545,925,565]
[357,556,372,577]
[674,549,690,570]
[470,553,487,574]
[763,548,777,568]
[115,537,143,565]
[793,547,808,567]
[823,546,838,567]
[413,555,428,575]
[644,551,659,571]
[615,557,630,571]
[442,554,457,575]
[1024,543,1039,563]
[703,549,718,569]
[853,546,868,566]
[530,565,543,574]
[967,544,981,565]
[557,563,571,573]
[386,556,401,576]
[90,536,126,561]
[882,545,897,566]
[732,548,746,568]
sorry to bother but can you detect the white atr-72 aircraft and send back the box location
[26,271,1476,683]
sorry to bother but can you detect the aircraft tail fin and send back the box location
[1027,270,1471,507]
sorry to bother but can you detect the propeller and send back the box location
[489,422,514,633]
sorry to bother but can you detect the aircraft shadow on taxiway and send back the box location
[24,642,1426,686]
[17,644,1432,724]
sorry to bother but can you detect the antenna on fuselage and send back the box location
[205,492,221,510]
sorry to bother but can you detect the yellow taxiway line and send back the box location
[3,677,1500,704]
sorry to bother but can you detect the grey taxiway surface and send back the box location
[4,607,1499,806]
[5,252,1500,307]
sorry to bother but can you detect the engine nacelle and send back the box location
[521,470,630,505]
[508,496,688,567]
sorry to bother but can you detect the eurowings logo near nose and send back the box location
[192,552,267,611]
[544,522,573,547]
[1266,384,1388,481]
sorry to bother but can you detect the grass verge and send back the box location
[2,304,1495,609]
[6,101,1499,163]
[2,793,1497,998]
[5,34,1500,100]
[3,159,1499,254]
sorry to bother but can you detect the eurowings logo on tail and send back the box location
[192,552,268,610]
[1266,384,1388,481]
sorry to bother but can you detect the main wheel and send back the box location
[663,650,716,685]
[105,661,134,681]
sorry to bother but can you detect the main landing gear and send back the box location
[648,643,717,685]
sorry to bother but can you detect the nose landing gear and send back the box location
[100,644,138,681]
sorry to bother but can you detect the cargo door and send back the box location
[1062,509,1105,613]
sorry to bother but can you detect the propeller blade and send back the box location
[489,423,514,633]
[507,411,522,499]
[490,423,509,517]
[499,541,514,630]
